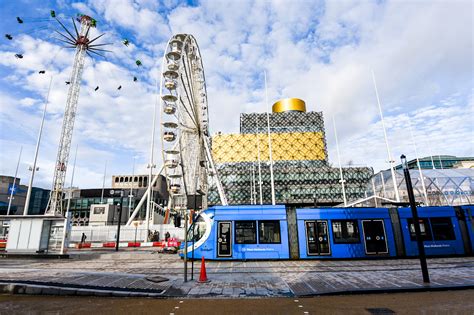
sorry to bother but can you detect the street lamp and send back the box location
[401,154,430,283]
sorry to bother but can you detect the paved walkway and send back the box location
[0,250,473,297]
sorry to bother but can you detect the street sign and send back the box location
[8,183,25,195]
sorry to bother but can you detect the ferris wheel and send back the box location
[159,34,227,211]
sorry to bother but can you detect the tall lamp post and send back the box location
[401,154,430,283]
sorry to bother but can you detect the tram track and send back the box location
[2,261,473,275]
[2,258,472,267]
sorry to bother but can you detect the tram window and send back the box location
[258,221,281,244]
[430,217,455,241]
[235,221,257,244]
[332,220,360,244]
[407,218,432,241]
[187,216,207,242]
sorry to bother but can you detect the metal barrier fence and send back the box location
[69,224,184,243]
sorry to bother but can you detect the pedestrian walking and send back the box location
[81,233,87,244]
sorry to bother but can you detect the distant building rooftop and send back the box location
[394,155,474,170]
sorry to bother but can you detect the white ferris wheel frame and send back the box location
[159,34,227,212]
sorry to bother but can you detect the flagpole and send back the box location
[264,71,276,205]
[371,70,400,202]
[332,117,347,206]
[100,160,107,204]
[256,132,263,205]
[408,119,429,206]
[24,76,53,215]
[7,146,23,215]
[129,156,136,217]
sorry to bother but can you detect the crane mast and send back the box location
[46,15,93,215]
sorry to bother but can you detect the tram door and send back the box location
[362,220,388,254]
[305,221,330,255]
[217,221,232,257]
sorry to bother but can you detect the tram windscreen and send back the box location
[187,215,207,242]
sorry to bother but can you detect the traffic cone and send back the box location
[198,256,210,283]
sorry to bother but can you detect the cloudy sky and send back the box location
[0,0,472,190]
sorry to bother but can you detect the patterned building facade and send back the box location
[208,98,373,206]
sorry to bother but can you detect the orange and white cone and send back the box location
[198,256,210,283]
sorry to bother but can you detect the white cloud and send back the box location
[0,0,472,191]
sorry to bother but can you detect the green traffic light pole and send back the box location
[401,154,430,283]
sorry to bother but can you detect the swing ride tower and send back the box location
[47,15,104,215]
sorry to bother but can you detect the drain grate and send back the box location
[366,308,396,314]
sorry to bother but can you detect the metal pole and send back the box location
[134,224,137,244]
[115,200,122,252]
[264,71,276,205]
[380,172,387,198]
[25,76,53,215]
[129,157,136,217]
[438,155,444,169]
[408,120,429,206]
[7,146,22,215]
[256,133,263,205]
[427,144,436,169]
[332,117,347,206]
[372,177,378,207]
[147,85,159,239]
[371,70,400,202]
[100,160,107,204]
[126,166,164,225]
[401,154,430,283]
[252,163,257,205]
[203,138,228,205]
[60,144,78,255]
[191,194,196,280]
[184,209,188,282]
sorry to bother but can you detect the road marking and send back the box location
[175,306,179,309]
[179,301,184,303]
[298,305,303,308]
[294,299,299,302]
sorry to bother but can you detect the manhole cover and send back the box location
[366,308,396,314]
[145,276,169,283]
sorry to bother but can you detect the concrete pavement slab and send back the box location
[0,250,473,297]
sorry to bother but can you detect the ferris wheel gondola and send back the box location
[159,34,227,213]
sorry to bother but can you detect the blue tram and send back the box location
[183,205,289,260]
[181,205,474,260]
[398,206,465,256]
[296,208,397,259]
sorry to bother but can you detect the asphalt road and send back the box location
[1,290,473,314]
